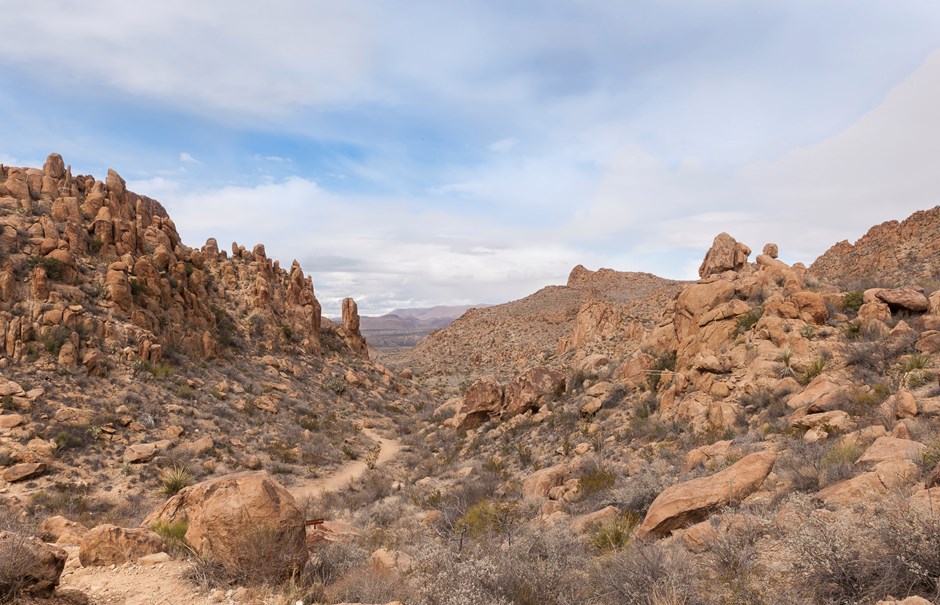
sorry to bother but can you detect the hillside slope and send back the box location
[810,205,940,287]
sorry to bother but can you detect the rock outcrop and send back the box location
[0,531,67,596]
[340,297,368,358]
[699,232,751,278]
[78,525,166,566]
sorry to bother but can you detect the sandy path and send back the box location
[59,428,401,604]
[288,427,401,501]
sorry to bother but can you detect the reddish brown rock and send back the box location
[78,525,165,566]
[142,471,306,578]
[637,450,776,539]
[0,531,67,596]
[876,287,930,313]
[699,232,751,278]
[2,462,47,482]
[504,367,565,417]
[456,376,504,428]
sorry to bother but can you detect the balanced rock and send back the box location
[341,297,368,358]
[142,471,306,578]
[637,450,776,539]
[699,232,751,278]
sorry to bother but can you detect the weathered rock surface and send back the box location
[637,450,776,538]
[78,524,165,566]
[699,232,751,278]
[142,471,306,577]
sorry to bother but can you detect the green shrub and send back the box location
[456,499,519,540]
[736,306,764,334]
[589,510,641,552]
[151,519,189,553]
[579,466,616,496]
[159,465,194,496]
[41,325,71,355]
[647,351,677,391]
[31,256,65,281]
[800,356,827,385]
[88,235,104,253]
[176,384,196,399]
[842,290,864,315]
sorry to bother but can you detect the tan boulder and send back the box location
[78,524,165,566]
[699,232,750,278]
[856,436,925,467]
[123,440,172,464]
[818,459,920,507]
[571,505,620,533]
[142,471,306,578]
[876,287,930,313]
[894,390,918,419]
[0,413,23,430]
[789,291,828,325]
[916,332,940,354]
[876,597,933,605]
[786,379,851,412]
[504,367,565,416]
[858,301,892,322]
[2,461,47,482]
[370,548,414,574]
[456,376,504,428]
[39,515,88,545]
[0,531,67,596]
[521,464,569,499]
[637,450,776,539]
[762,243,779,258]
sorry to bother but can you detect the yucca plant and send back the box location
[159,465,194,496]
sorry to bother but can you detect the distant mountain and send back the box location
[332,304,488,351]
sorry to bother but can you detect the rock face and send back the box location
[142,471,306,578]
[0,153,336,374]
[78,524,165,566]
[0,531,67,596]
[340,297,368,358]
[637,450,777,539]
[811,205,940,286]
[699,233,751,278]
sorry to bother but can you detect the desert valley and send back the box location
[1,155,940,604]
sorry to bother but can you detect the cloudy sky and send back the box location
[3,1,940,315]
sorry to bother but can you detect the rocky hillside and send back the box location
[7,180,940,605]
[811,205,940,288]
[392,266,685,387]
[0,155,432,593]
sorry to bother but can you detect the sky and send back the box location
[3,1,940,315]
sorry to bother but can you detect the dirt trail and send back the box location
[288,427,401,501]
[58,428,401,604]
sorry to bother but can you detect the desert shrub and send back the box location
[590,538,703,605]
[325,376,347,395]
[703,517,779,605]
[412,528,589,605]
[784,495,940,603]
[0,523,39,603]
[608,459,676,516]
[589,510,641,552]
[128,277,146,296]
[579,466,616,497]
[30,256,65,281]
[88,235,104,253]
[41,325,71,355]
[738,388,785,417]
[176,384,196,399]
[52,423,94,452]
[159,465,194,496]
[800,356,827,385]
[211,306,239,348]
[457,499,520,542]
[647,350,677,391]
[327,565,410,603]
[736,306,763,334]
[842,290,864,316]
[151,519,189,554]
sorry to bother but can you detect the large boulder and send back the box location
[0,531,67,597]
[456,376,504,429]
[78,525,165,566]
[699,233,751,278]
[504,367,565,417]
[637,450,776,539]
[875,287,930,313]
[141,471,306,578]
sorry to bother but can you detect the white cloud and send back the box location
[179,152,200,164]
[489,138,518,153]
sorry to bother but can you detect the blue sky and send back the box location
[3,1,940,314]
